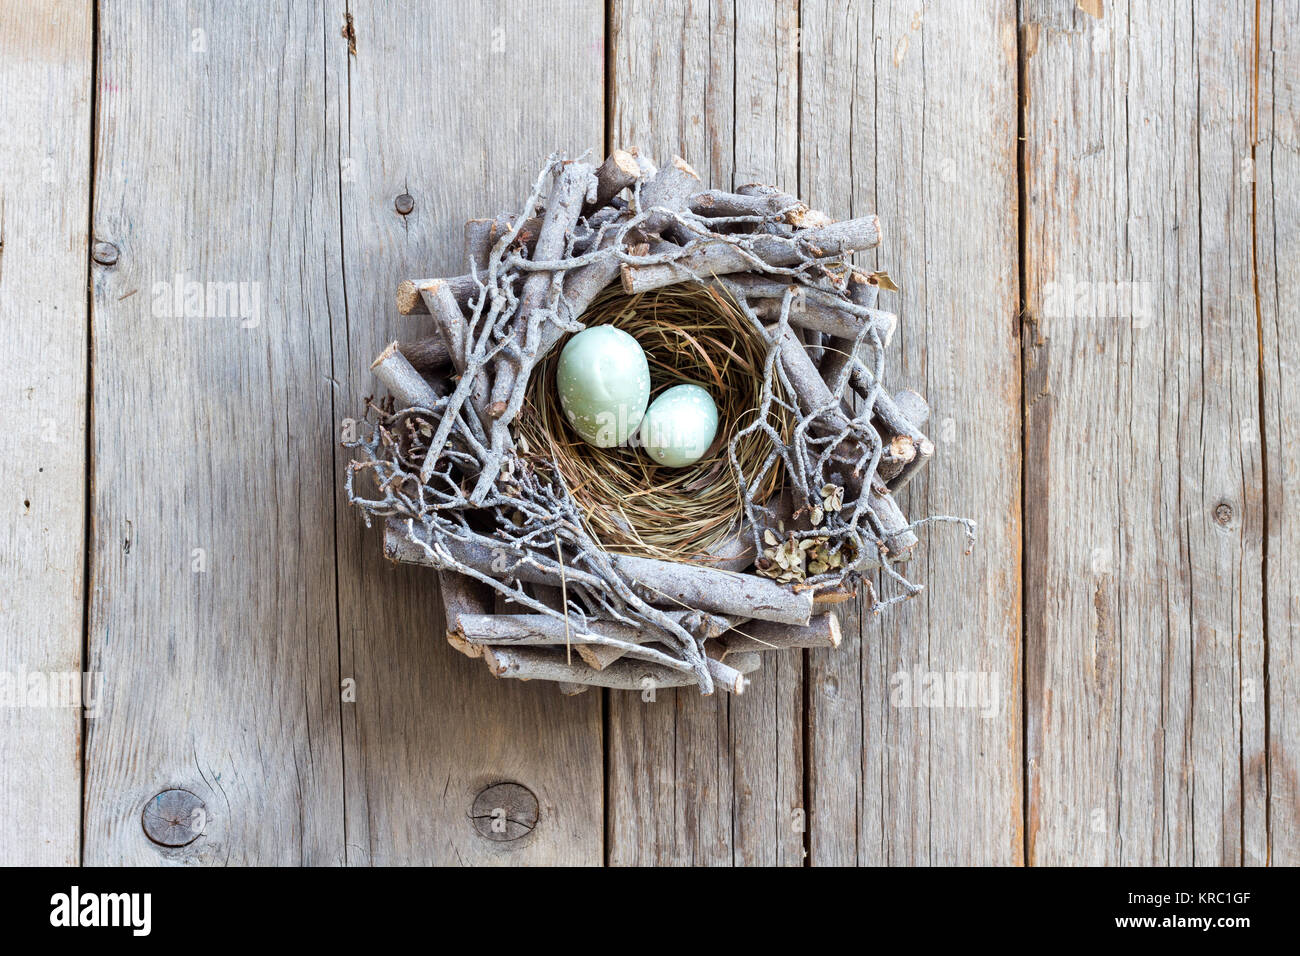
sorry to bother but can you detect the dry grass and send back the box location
[517,282,790,563]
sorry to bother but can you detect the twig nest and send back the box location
[346,150,971,698]
[556,326,650,448]
[518,282,790,561]
[639,384,718,467]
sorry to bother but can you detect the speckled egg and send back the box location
[637,384,719,468]
[556,326,651,448]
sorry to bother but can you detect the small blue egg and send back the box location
[638,384,719,468]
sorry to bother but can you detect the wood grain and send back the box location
[0,0,90,866]
[801,0,1023,865]
[1257,0,1299,865]
[1022,0,1268,864]
[606,0,806,866]
[2,0,1294,869]
[84,0,346,864]
[330,0,605,865]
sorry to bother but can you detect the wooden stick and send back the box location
[848,363,925,439]
[483,645,754,695]
[818,271,879,390]
[772,323,852,427]
[800,325,826,365]
[398,336,450,372]
[756,291,892,342]
[385,521,602,589]
[812,584,859,609]
[369,342,440,409]
[877,431,918,466]
[526,157,698,369]
[892,388,930,428]
[714,613,842,656]
[888,436,935,492]
[385,520,815,626]
[397,275,481,315]
[773,322,902,469]
[567,205,624,258]
[632,155,701,239]
[577,644,630,671]
[736,183,835,228]
[867,475,918,560]
[621,215,881,293]
[770,325,917,558]
[690,187,834,230]
[439,570,494,659]
[420,279,467,365]
[613,552,813,625]
[454,612,661,670]
[578,610,731,670]
[488,161,597,417]
[700,525,758,573]
[689,187,811,222]
[419,279,492,422]
[720,651,762,678]
[451,609,728,670]
[720,273,897,346]
[587,149,641,213]
[463,217,500,274]
[878,388,935,488]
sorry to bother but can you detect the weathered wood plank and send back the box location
[331,0,605,865]
[1022,0,1267,864]
[1257,0,1300,865]
[606,0,805,866]
[0,0,90,866]
[84,0,345,864]
[801,0,1023,865]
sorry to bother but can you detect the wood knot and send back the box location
[91,241,119,266]
[1213,501,1235,527]
[394,193,415,216]
[470,782,538,842]
[141,789,206,847]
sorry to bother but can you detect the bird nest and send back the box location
[343,150,973,697]
[516,282,790,563]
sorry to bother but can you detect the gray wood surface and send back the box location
[330,0,604,866]
[0,0,1294,866]
[84,0,346,864]
[0,0,90,866]
[1257,0,1298,865]
[1022,0,1270,864]
[606,0,805,867]
[801,0,1023,865]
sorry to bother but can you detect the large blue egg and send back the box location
[556,326,651,448]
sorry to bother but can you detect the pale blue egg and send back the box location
[638,384,719,467]
[556,326,650,448]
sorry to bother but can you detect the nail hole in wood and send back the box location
[91,241,119,266]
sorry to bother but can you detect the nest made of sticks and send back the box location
[343,149,974,697]
[516,282,790,563]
